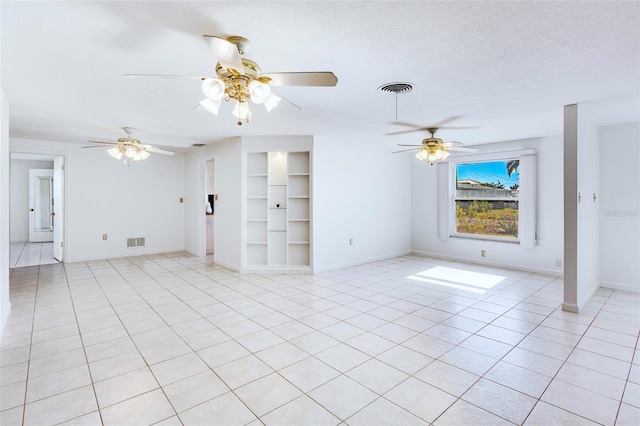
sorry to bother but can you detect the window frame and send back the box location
[438,149,536,247]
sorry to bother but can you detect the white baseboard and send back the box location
[0,302,11,340]
[65,247,188,263]
[561,302,579,313]
[313,250,412,274]
[211,257,240,272]
[240,265,313,275]
[577,281,600,311]
[184,248,198,257]
[411,250,562,276]
[600,281,640,293]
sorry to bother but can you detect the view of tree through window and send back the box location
[455,159,520,238]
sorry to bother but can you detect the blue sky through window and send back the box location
[456,160,519,186]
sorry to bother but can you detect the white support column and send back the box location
[563,103,600,313]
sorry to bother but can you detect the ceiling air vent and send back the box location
[378,82,414,119]
[378,82,413,94]
[192,143,206,147]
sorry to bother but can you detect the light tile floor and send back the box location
[9,242,58,268]
[1,252,638,425]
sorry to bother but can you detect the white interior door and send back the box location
[53,156,64,261]
[29,169,54,242]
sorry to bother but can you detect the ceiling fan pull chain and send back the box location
[395,92,398,120]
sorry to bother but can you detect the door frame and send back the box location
[28,168,54,242]
[198,155,216,257]
[11,151,66,261]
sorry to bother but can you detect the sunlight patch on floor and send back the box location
[408,266,505,294]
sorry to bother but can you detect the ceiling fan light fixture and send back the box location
[232,100,251,124]
[125,146,138,158]
[248,80,271,104]
[133,150,150,161]
[202,78,226,101]
[200,98,222,115]
[415,149,429,161]
[108,147,123,160]
[264,93,281,112]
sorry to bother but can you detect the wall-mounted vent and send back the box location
[127,237,146,248]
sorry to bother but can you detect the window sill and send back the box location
[451,233,520,244]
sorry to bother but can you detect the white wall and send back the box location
[313,134,412,272]
[412,136,564,274]
[575,105,601,307]
[183,133,412,273]
[10,138,185,262]
[184,137,242,270]
[1,88,11,338]
[600,122,640,292]
[9,159,54,242]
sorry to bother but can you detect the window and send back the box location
[438,149,536,247]
[455,159,520,239]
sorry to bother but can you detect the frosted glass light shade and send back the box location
[263,93,281,112]
[232,100,251,121]
[415,149,429,161]
[125,147,137,158]
[248,81,271,104]
[202,78,226,101]
[200,98,222,115]
[133,150,150,161]
[108,147,123,160]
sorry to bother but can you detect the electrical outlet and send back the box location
[102,234,108,240]
[349,238,353,246]
[481,250,486,257]
[556,259,562,267]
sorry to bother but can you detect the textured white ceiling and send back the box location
[2,1,639,150]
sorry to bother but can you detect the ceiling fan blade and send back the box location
[430,116,462,128]
[82,145,109,149]
[270,89,301,111]
[392,148,420,154]
[87,140,117,145]
[442,141,465,147]
[447,147,478,152]
[144,146,175,156]
[262,72,338,87]
[396,144,423,147]
[203,35,245,74]
[390,121,429,130]
[124,74,206,80]
[387,121,476,135]
[386,128,430,136]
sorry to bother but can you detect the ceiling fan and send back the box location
[392,127,478,164]
[125,35,338,125]
[82,127,175,162]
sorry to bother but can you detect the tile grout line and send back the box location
[19,263,40,425]
[518,288,618,425]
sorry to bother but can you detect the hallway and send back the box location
[9,242,58,269]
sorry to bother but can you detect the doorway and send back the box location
[10,153,65,266]
[28,169,54,243]
[205,159,215,256]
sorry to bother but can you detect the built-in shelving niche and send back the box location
[245,151,311,272]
